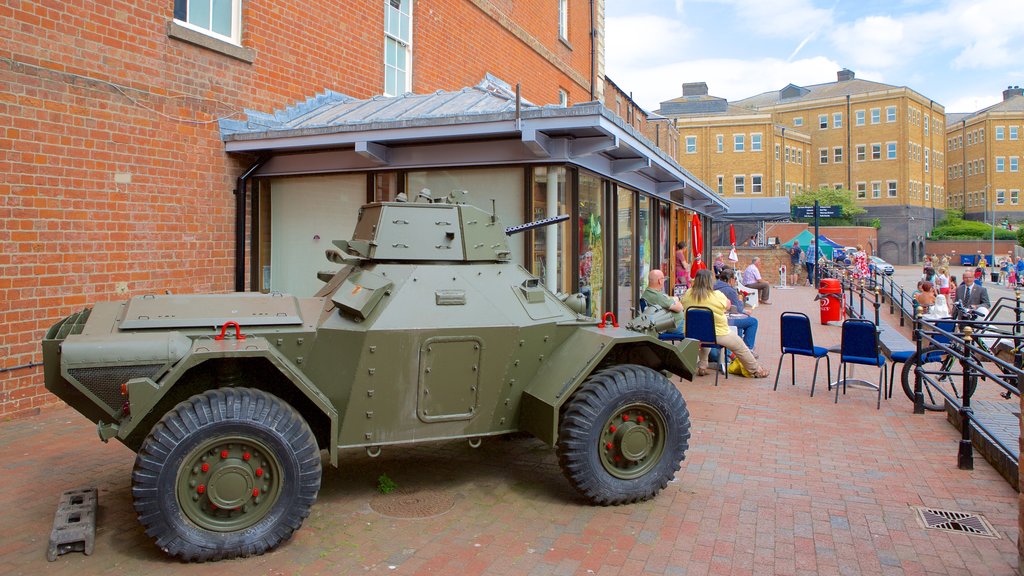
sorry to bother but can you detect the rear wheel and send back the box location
[132,388,321,561]
[557,365,690,505]
[900,345,973,411]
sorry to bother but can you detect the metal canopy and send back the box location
[221,78,727,217]
[716,196,792,222]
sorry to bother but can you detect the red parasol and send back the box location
[728,224,738,262]
[689,214,706,278]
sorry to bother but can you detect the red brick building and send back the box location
[1,1,723,417]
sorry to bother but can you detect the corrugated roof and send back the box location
[221,74,536,135]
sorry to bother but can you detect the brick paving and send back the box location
[0,284,1019,575]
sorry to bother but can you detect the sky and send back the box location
[605,0,1024,115]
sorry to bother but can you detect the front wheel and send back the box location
[900,346,974,411]
[132,388,321,561]
[557,365,690,505]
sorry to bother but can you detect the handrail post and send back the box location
[899,285,906,327]
[888,275,895,314]
[913,306,925,414]
[957,325,975,470]
[858,277,865,319]
[1015,288,1022,374]
[873,286,881,326]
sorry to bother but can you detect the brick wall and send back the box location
[0,0,597,418]
[711,246,792,286]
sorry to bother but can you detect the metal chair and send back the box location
[774,312,830,396]
[638,298,686,344]
[836,319,887,409]
[684,306,727,385]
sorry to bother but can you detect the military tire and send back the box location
[557,365,690,505]
[131,388,321,562]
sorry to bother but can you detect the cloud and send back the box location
[607,55,842,111]
[944,94,1002,115]
[605,14,694,70]
[694,0,835,40]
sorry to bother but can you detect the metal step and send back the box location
[47,488,97,561]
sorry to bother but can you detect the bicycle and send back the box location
[899,302,997,411]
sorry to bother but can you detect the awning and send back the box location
[716,197,791,222]
[221,76,727,217]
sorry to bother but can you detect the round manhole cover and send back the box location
[369,488,455,519]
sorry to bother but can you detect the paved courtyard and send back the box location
[0,280,1019,575]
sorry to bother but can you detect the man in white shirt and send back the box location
[742,257,771,304]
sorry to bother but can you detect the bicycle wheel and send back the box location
[900,345,971,411]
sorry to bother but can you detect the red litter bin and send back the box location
[817,278,845,325]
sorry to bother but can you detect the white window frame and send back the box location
[174,0,242,44]
[685,136,697,154]
[886,106,896,122]
[996,156,1005,172]
[1012,189,1020,205]
[872,182,881,199]
[751,174,763,194]
[793,117,803,127]
[833,146,843,163]
[734,134,745,152]
[886,142,897,160]
[856,144,866,161]
[856,182,867,199]
[997,189,1006,205]
[924,116,929,135]
[924,149,929,172]
[996,126,1005,140]
[750,133,762,152]
[796,150,802,164]
[384,0,414,97]
[925,183,930,200]
[558,0,568,42]
[887,180,897,198]
[716,175,723,195]
[1011,156,1019,172]
[819,148,828,164]
[775,144,780,160]
[818,114,828,129]
[716,134,724,153]
[871,143,881,160]
[734,175,745,194]
[855,110,865,126]
[1012,126,1020,140]
[833,112,842,128]
[870,108,881,124]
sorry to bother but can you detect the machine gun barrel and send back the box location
[505,214,569,235]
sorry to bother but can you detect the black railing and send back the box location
[912,294,1024,470]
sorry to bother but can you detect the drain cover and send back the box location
[912,507,1000,539]
[370,488,455,519]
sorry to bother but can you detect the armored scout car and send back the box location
[43,190,698,561]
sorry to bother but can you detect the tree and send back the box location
[791,187,867,225]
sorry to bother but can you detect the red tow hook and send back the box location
[597,312,618,328]
[215,321,246,341]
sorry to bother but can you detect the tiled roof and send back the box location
[732,78,901,110]
[946,94,1024,126]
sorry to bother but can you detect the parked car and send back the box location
[869,256,894,275]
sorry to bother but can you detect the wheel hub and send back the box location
[177,437,281,532]
[599,403,666,480]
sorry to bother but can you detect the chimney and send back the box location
[1003,85,1024,101]
[837,69,855,82]
[682,82,708,97]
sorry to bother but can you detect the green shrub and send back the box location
[929,220,1016,240]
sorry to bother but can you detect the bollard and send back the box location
[957,326,975,470]
[873,286,881,326]
[913,305,925,414]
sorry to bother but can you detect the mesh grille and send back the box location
[67,365,163,411]
[913,507,1000,539]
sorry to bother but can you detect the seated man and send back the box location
[640,269,684,332]
[742,256,771,304]
[714,268,758,353]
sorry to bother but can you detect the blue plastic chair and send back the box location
[684,306,727,386]
[888,320,955,399]
[836,319,887,409]
[773,312,831,397]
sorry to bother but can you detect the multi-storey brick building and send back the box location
[1,0,722,417]
[658,71,948,264]
[946,86,1024,222]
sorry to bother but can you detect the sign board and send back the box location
[792,205,842,219]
